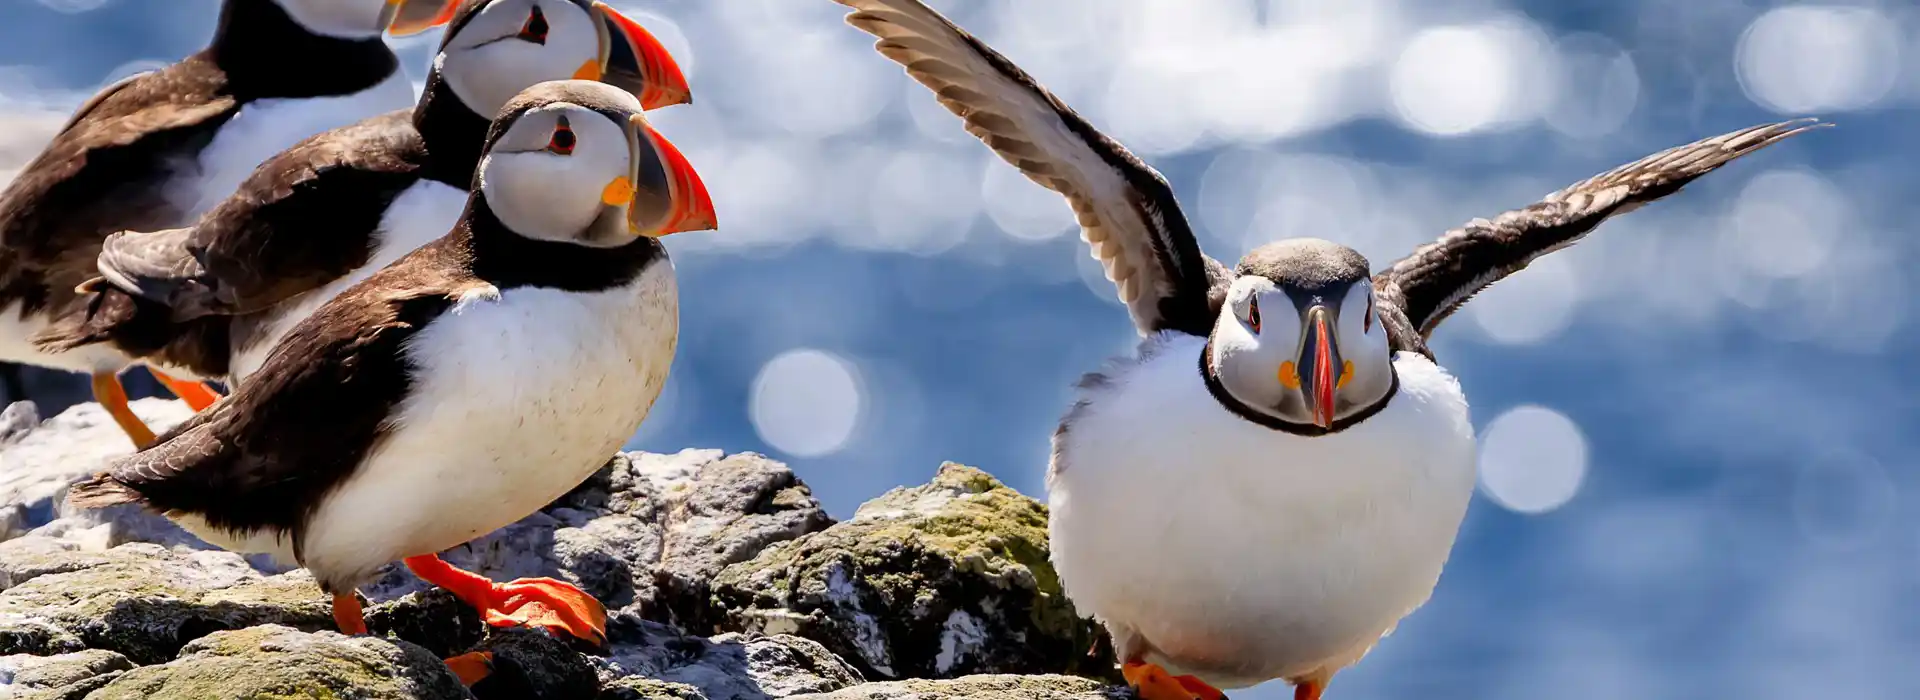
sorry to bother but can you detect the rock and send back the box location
[361,449,835,628]
[84,624,472,700]
[0,544,330,664]
[0,399,211,556]
[596,616,864,700]
[707,464,1110,681]
[792,675,1129,700]
[0,648,135,699]
[0,401,36,447]
[465,626,601,700]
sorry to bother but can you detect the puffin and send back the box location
[33,0,692,392]
[830,1,1825,699]
[0,0,458,447]
[66,79,717,684]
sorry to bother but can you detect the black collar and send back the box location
[209,0,399,101]
[1196,336,1398,437]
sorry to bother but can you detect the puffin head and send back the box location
[435,0,692,116]
[1206,238,1396,434]
[477,80,716,247]
[266,0,455,39]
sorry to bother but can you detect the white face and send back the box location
[480,101,640,247]
[271,0,395,38]
[1209,275,1394,430]
[439,0,604,116]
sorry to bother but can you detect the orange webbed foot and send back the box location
[444,651,494,686]
[403,555,607,647]
[147,367,220,411]
[1122,661,1228,700]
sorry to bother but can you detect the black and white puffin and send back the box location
[831,2,1824,699]
[67,79,717,682]
[34,0,691,393]
[0,0,458,446]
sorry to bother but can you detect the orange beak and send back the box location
[588,2,693,111]
[626,114,716,236]
[383,0,460,36]
[1299,306,1341,431]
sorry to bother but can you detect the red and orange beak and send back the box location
[382,0,460,36]
[580,2,692,111]
[621,114,716,237]
[1297,306,1343,431]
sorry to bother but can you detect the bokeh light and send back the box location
[748,348,865,459]
[1477,404,1589,514]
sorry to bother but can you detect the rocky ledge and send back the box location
[0,399,1125,699]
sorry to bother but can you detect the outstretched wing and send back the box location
[1374,119,1827,354]
[832,0,1229,337]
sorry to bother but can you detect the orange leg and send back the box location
[402,554,607,646]
[1122,661,1227,700]
[1294,681,1325,700]
[91,371,155,448]
[333,592,368,635]
[147,367,220,411]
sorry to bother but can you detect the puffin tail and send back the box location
[66,472,143,509]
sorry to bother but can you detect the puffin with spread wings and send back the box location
[831,1,1823,698]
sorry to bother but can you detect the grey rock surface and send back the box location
[85,625,472,700]
[0,648,134,699]
[707,464,1112,682]
[792,675,1129,700]
[0,405,1123,698]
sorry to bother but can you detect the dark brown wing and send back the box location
[0,57,237,267]
[95,109,426,321]
[832,0,1229,337]
[1374,119,1827,355]
[70,235,489,551]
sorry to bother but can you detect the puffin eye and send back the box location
[546,118,575,155]
[1247,295,1261,334]
[518,6,548,43]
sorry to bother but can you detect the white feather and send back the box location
[292,259,678,588]
[168,70,416,220]
[1048,332,1477,689]
[229,179,469,383]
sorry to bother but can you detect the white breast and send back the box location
[168,71,416,221]
[295,259,679,589]
[1048,332,1477,689]
[228,179,468,384]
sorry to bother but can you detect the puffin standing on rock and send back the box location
[35,0,693,389]
[0,0,459,447]
[830,1,1823,698]
[67,80,717,684]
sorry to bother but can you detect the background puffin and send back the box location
[829,1,1823,699]
[33,0,692,390]
[66,79,717,684]
[0,0,457,446]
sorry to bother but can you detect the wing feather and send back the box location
[833,0,1226,336]
[1375,118,1828,353]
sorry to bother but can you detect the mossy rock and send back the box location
[790,674,1130,700]
[0,544,332,664]
[709,464,1109,681]
[84,624,472,700]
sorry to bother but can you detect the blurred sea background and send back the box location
[2,0,1917,698]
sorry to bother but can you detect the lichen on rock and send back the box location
[707,464,1111,682]
[83,624,471,700]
